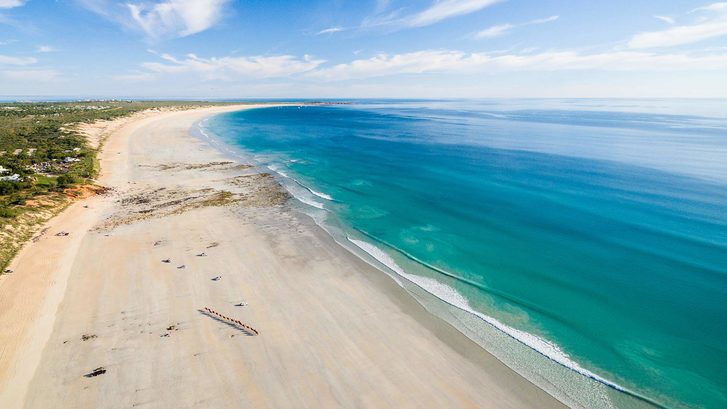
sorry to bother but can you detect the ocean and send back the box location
[200,99,727,409]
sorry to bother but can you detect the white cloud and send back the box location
[37,45,54,53]
[127,0,230,38]
[75,0,112,17]
[141,53,325,80]
[316,27,344,35]
[307,49,727,81]
[629,3,727,48]
[693,2,727,12]
[361,0,502,30]
[77,0,230,39]
[475,15,558,39]
[654,15,675,24]
[0,54,36,65]
[475,23,513,38]
[530,15,560,25]
[131,45,727,84]
[308,50,468,80]
[0,0,27,9]
[407,0,502,27]
[1,69,58,81]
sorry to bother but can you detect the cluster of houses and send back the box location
[26,156,80,176]
[1,103,113,112]
[0,147,83,183]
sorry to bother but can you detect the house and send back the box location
[28,162,53,174]
[0,174,21,182]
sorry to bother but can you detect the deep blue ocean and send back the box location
[201,100,727,409]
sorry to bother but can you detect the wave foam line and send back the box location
[267,165,326,209]
[293,193,325,209]
[267,164,290,178]
[197,122,251,160]
[294,179,333,201]
[305,186,333,201]
[270,164,334,201]
[346,236,668,409]
[196,124,327,211]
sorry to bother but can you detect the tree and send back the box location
[56,174,75,188]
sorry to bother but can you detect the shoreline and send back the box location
[0,105,567,408]
[197,108,656,409]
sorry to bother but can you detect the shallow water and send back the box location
[203,100,727,409]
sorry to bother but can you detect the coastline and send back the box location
[198,108,659,409]
[0,105,566,408]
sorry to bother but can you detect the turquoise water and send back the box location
[203,100,727,409]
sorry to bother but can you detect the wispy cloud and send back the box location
[37,45,54,53]
[693,2,727,12]
[0,54,36,65]
[475,23,513,38]
[0,0,27,9]
[306,49,727,81]
[475,15,558,39]
[128,0,230,38]
[1,69,59,81]
[0,11,29,30]
[78,0,231,39]
[629,2,727,48]
[141,53,325,80]
[360,0,502,30]
[407,0,502,27]
[75,0,113,17]
[316,27,344,35]
[530,15,560,25]
[654,15,675,24]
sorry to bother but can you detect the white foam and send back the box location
[347,237,627,393]
[198,126,212,140]
[304,185,333,201]
[267,165,325,209]
[267,164,290,178]
[269,164,333,201]
[196,121,326,211]
[292,192,325,209]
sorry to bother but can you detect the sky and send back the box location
[1,0,727,98]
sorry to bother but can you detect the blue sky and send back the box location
[1,0,726,98]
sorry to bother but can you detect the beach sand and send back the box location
[0,105,567,409]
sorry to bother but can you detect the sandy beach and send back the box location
[0,105,567,409]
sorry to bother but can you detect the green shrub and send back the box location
[0,206,17,218]
[7,194,26,206]
[56,174,76,188]
[0,181,19,195]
